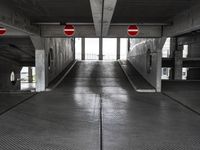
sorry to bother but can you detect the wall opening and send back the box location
[10,71,16,85]
[75,38,82,60]
[103,38,117,60]
[183,45,188,58]
[162,38,171,58]
[85,38,99,60]
[182,67,189,80]
[20,67,36,91]
[161,68,171,80]
[120,38,128,60]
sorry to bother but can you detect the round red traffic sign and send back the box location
[64,25,75,37]
[128,25,139,37]
[0,27,6,36]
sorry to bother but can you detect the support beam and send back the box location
[102,0,117,36]
[81,38,85,60]
[41,25,162,38]
[117,38,120,60]
[0,2,39,36]
[163,2,200,36]
[89,0,102,36]
[90,0,119,37]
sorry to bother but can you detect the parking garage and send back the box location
[0,0,200,149]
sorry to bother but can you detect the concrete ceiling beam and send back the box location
[163,2,200,37]
[40,25,162,38]
[0,2,40,36]
[89,0,117,37]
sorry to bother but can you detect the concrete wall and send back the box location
[189,43,200,58]
[127,38,166,92]
[187,68,200,80]
[0,58,21,91]
[45,38,75,84]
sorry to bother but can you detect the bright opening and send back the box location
[85,38,99,60]
[162,38,171,58]
[161,67,171,80]
[75,38,82,60]
[182,68,189,80]
[120,38,128,60]
[103,38,117,60]
[20,67,36,91]
[183,45,188,58]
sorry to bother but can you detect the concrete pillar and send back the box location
[170,38,176,58]
[174,45,183,80]
[28,67,33,83]
[72,38,75,60]
[31,36,47,92]
[170,37,183,80]
[117,38,120,60]
[99,38,103,60]
[35,50,47,92]
[81,38,85,60]
[127,38,130,53]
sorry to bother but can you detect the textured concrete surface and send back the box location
[128,38,166,92]
[163,80,200,114]
[0,92,35,114]
[119,60,155,92]
[45,38,74,83]
[0,61,200,149]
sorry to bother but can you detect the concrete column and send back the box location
[169,38,176,80]
[35,50,47,92]
[81,38,85,60]
[28,67,33,83]
[99,38,103,60]
[117,38,120,60]
[127,38,130,53]
[174,45,183,80]
[31,36,47,92]
[170,37,183,80]
[170,38,176,58]
[72,38,75,60]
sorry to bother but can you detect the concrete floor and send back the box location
[0,92,35,115]
[0,61,200,149]
[119,60,155,92]
[163,80,200,114]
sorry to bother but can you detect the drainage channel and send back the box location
[99,94,103,150]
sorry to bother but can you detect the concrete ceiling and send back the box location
[112,0,197,23]
[10,0,93,23]
[6,0,197,24]
[3,0,196,37]
[0,37,35,66]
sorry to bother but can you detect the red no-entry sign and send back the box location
[128,25,139,37]
[0,27,6,36]
[64,25,75,37]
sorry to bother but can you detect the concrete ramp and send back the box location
[119,60,156,92]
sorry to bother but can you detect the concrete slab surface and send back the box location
[0,92,35,114]
[119,60,156,92]
[163,80,200,114]
[0,61,200,149]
